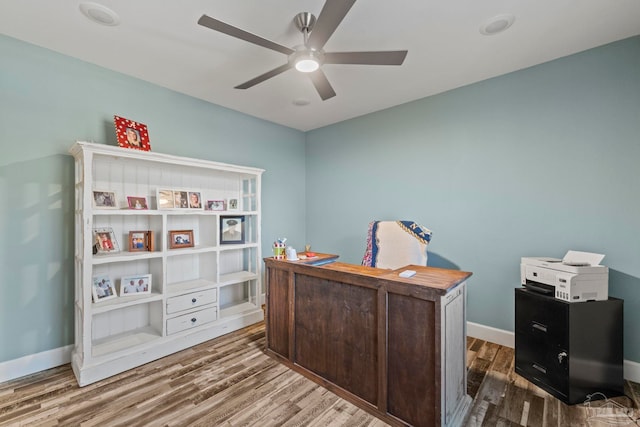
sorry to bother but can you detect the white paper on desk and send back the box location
[562,250,605,266]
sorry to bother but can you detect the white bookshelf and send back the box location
[69,141,264,386]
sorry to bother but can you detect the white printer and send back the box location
[520,251,608,302]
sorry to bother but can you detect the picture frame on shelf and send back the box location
[129,230,154,252]
[206,200,225,211]
[157,189,174,209]
[93,227,120,254]
[227,198,239,211]
[169,230,194,249]
[119,274,152,296]
[174,191,189,209]
[127,196,148,210]
[92,275,117,302]
[188,191,203,209]
[220,215,245,244]
[92,190,118,209]
[114,115,151,151]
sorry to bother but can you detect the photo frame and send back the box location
[227,198,239,211]
[157,189,174,209]
[173,191,189,209]
[127,196,148,210]
[169,230,194,249]
[92,275,117,302]
[119,274,152,296]
[114,115,151,151]
[188,191,203,209]
[92,190,118,209]
[93,227,120,254]
[220,216,245,244]
[129,230,154,252]
[206,200,225,211]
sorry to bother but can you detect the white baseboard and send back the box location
[624,359,640,384]
[467,321,640,384]
[467,321,515,348]
[0,345,72,384]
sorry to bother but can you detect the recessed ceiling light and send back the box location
[293,98,311,106]
[79,2,120,26]
[480,14,515,35]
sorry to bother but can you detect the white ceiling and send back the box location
[2,1,639,131]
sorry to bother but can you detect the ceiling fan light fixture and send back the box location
[291,49,323,73]
[295,57,320,73]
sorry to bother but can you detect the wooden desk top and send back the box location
[264,253,472,295]
[380,265,472,292]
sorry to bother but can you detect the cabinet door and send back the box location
[515,289,569,397]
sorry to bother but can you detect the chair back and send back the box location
[361,220,432,269]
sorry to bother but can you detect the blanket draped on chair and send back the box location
[361,220,432,269]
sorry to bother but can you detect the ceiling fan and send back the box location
[197,0,407,101]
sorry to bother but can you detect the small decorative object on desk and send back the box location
[286,246,298,261]
[273,238,286,259]
[305,244,316,257]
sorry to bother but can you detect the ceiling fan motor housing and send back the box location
[294,12,316,35]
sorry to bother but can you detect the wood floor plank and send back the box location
[467,356,491,399]
[497,381,528,423]
[525,394,545,427]
[0,323,638,427]
[490,346,514,376]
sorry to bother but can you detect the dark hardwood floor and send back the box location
[1,322,638,426]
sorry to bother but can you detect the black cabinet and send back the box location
[515,287,623,404]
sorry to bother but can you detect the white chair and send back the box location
[361,220,432,269]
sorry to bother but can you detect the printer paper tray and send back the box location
[523,281,554,295]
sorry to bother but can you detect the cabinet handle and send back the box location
[558,351,567,364]
[532,363,547,374]
[191,318,197,323]
[192,298,197,303]
[531,321,547,333]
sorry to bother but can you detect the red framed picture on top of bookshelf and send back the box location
[114,115,151,151]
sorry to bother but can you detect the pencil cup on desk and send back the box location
[273,243,285,260]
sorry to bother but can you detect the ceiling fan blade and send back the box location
[235,63,293,89]
[198,14,294,56]
[324,50,408,65]
[309,69,336,100]
[307,0,357,50]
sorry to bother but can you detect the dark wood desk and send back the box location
[264,254,472,427]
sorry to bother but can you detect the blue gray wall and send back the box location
[306,36,640,362]
[0,34,306,363]
[2,33,639,367]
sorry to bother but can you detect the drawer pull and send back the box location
[531,322,547,333]
[192,298,197,303]
[191,318,197,323]
[532,363,547,374]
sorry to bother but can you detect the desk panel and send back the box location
[264,255,472,427]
